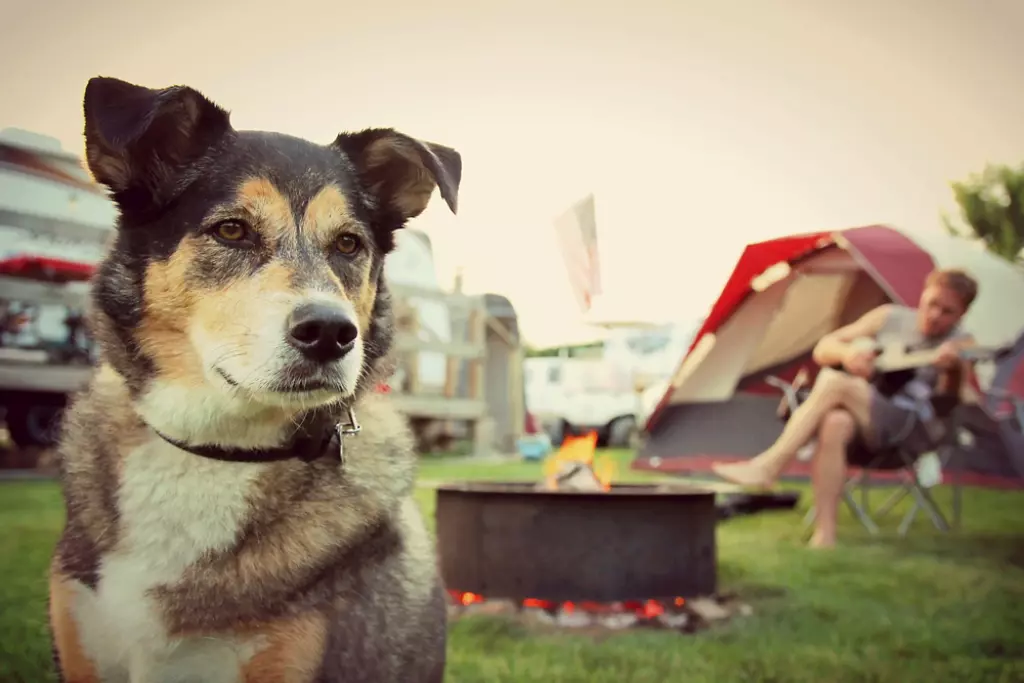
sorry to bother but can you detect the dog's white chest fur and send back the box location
[71,439,269,682]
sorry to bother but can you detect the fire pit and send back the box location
[435,481,717,605]
[434,436,786,631]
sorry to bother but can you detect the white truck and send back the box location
[524,321,699,448]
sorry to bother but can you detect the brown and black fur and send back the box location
[48,76,461,682]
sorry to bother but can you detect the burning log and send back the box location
[537,459,604,491]
[537,431,615,491]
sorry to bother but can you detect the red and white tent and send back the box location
[636,224,1024,488]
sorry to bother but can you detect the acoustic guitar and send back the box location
[863,340,1007,375]
[772,340,1008,420]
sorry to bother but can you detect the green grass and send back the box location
[3,450,1024,682]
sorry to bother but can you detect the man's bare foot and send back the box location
[710,460,775,489]
[808,530,836,549]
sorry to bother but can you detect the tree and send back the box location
[942,162,1024,265]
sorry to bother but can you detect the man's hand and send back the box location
[841,346,877,379]
[934,341,962,370]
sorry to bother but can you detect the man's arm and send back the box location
[812,304,892,367]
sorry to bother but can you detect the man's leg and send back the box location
[712,368,874,487]
[809,409,856,549]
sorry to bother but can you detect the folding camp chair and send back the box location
[847,394,967,536]
[765,373,965,538]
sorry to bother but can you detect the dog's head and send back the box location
[83,77,460,425]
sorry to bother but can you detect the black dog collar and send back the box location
[151,406,361,465]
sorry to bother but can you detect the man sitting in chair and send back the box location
[712,268,979,548]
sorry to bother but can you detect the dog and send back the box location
[47,76,461,683]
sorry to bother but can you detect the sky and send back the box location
[3,0,1023,347]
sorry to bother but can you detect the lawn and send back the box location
[2,449,1024,682]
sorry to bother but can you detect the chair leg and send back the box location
[802,505,817,529]
[802,490,881,537]
[873,483,911,520]
[843,464,888,534]
[952,477,962,529]
[946,443,963,530]
[842,489,880,534]
[899,442,958,536]
[860,474,871,515]
[899,483,951,536]
[801,505,816,541]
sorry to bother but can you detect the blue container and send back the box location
[516,434,553,461]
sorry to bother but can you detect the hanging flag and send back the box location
[554,193,601,312]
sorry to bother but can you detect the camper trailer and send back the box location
[0,128,112,446]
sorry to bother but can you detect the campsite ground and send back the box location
[2,449,1023,682]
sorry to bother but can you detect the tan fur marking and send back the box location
[354,275,376,334]
[137,240,207,387]
[255,260,296,297]
[299,183,376,329]
[236,177,295,246]
[241,612,328,683]
[139,234,301,391]
[49,570,100,683]
[193,260,296,338]
[301,184,356,247]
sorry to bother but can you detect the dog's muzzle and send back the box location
[286,302,358,364]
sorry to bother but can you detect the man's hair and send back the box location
[925,268,979,309]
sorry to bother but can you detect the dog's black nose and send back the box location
[286,303,359,363]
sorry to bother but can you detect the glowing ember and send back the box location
[541,432,617,491]
[448,590,685,622]
[459,591,484,606]
[446,590,748,633]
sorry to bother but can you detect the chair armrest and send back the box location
[765,375,799,401]
[766,373,810,419]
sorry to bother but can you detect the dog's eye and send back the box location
[335,234,361,255]
[211,220,252,245]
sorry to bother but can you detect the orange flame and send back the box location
[542,431,617,490]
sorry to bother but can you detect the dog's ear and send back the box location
[83,76,232,201]
[333,129,461,222]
